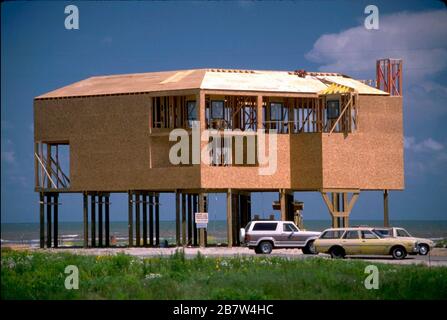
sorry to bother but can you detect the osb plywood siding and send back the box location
[34,95,200,191]
[200,134,291,189]
[290,134,323,190]
[321,96,404,190]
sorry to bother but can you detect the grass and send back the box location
[1,248,446,300]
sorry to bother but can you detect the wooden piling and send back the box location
[182,193,186,246]
[105,194,110,247]
[83,192,88,248]
[143,193,148,246]
[155,194,160,246]
[91,194,96,247]
[149,194,154,246]
[384,189,389,227]
[46,193,52,248]
[128,191,133,247]
[175,190,180,246]
[39,192,44,248]
[199,193,206,248]
[193,194,198,246]
[53,193,58,248]
[98,194,103,247]
[187,194,192,245]
[135,192,140,247]
[227,189,233,248]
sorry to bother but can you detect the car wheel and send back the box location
[329,246,345,259]
[257,241,273,254]
[391,246,407,260]
[254,246,262,254]
[418,244,429,256]
[302,240,317,255]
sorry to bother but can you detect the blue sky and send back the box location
[1,0,447,223]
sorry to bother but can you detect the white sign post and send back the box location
[195,212,208,229]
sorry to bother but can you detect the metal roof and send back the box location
[35,68,388,99]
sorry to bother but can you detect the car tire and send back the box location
[391,246,407,260]
[257,241,273,254]
[329,246,345,259]
[302,240,317,255]
[418,244,430,256]
[254,246,262,254]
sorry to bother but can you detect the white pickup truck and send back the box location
[240,220,321,254]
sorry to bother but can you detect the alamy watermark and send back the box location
[168,121,278,176]
[64,5,79,30]
[364,5,379,30]
[364,265,379,289]
[64,265,79,290]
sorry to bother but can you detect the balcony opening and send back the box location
[35,142,70,190]
[205,95,257,131]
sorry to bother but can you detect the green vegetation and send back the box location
[1,248,446,300]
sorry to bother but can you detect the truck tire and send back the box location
[257,241,273,254]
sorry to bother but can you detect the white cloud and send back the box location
[306,10,447,82]
[404,136,444,152]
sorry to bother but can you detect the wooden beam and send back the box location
[346,193,359,213]
[83,192,88,248]
[329,94,353,134]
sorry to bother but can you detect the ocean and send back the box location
[2,220,447,247]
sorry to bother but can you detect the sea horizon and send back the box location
[2,219,447,246]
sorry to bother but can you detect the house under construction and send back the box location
[34,58,404,248]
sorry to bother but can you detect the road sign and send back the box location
[195,212,208,228]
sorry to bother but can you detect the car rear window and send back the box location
[320,230,344,239]
[252,223,278,231]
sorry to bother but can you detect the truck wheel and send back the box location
[302,240,317,255]
[391,246,407,260]
[257,241,273,254]
[418,244,429,256]
[329,246,345,259]
[254,246,262,254]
